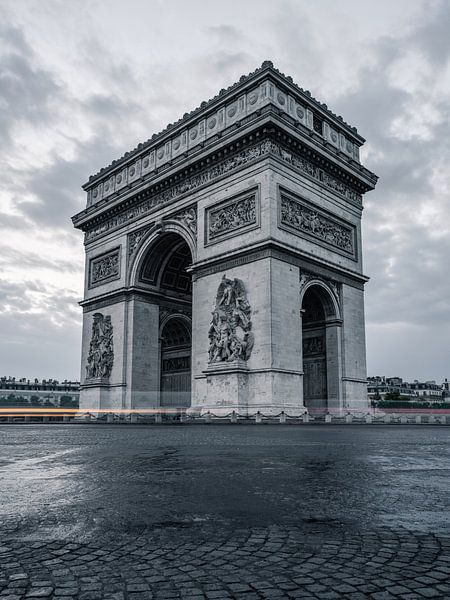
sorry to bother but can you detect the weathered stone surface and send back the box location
[73,63,377,416]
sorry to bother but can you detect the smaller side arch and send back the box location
[300,279,343,413]
[300,279,341,321]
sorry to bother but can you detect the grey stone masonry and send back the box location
[72,61,378,416]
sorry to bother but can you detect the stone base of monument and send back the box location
[77,379,123,418]
[188,360,306,418]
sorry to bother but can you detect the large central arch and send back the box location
[129,228,193,409]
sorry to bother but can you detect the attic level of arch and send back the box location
[83,61,365,190]
[74,122,377,243]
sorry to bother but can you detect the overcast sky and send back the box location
[0,0,449,383]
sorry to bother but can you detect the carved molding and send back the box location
[85,313,114,380]
[280,192,356,257]
[299,269,341,305]
[159,307,192,327]
[269,141,362,205]
[208,275,254,363]
[89,248,120,288]
[206,190,258,244]
[127,226,152,263]
[83,64,366,206]
[84,138,362,243]
[126,205,196,267]
[85,141,272,242]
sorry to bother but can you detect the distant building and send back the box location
[443,379,450,399]
[368,376,445,402]
[0,377,80,406]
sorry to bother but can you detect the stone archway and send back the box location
[131,231,193,409]
[160,316,192,407]
[301,283,341,412]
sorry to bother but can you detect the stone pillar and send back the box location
[340,284,369,413]
[325,320,343,413]
[125,299,160,410]
[190,257,305,416]
[79,303,127,412]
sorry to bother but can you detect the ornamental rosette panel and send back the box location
[280,193,355,257]
[208,276,254,363]
[85,313,114,380]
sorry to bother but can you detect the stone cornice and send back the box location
[73,119,377,242]
[83,62,365,194]
[76,66,378,227]
[80,238,367,312]
[189,238,369,288]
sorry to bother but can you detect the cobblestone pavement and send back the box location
[1,425,450,599]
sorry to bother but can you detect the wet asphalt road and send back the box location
[1,424,449,540]
[1,424,450,599]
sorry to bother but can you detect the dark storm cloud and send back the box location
[326,4,450,338]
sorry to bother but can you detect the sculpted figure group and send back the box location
[208,275,254,363]
[86,313,114,379]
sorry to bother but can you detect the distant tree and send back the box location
[384,390,401,401]
[0,394,30,407]
[30,395,41,406]
[60,395,78,408]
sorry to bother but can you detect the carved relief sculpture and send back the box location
[84,140,361,242]
[303,336,325,356]
[281,194,355,255]
[208,194,256,242]
[85,313,114,380]
[90,249,120,286]
[128,226,152,260]
[208,275,254,363]
[172,206,197,235]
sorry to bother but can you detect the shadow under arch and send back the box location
[159,313,192,408]
[128,221,196,288]
[127,224,195,409]
[301,280,342,413]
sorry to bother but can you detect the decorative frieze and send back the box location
[208,276,254,363]
[85,141,271,242]
[280,192,355,257]
[270,142,361,204]
[84,139,362,243]
[206,190,258,244]
[85,313,114,380]
[84,64,364,208]
[89,248,121,287]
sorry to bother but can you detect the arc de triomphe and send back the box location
[72,61,378,416]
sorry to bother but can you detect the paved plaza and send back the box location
[0,424,449,599]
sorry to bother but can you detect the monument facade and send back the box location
[72,61,378,416]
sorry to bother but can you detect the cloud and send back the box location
[0,26,60,143]
[0,0,449,384]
